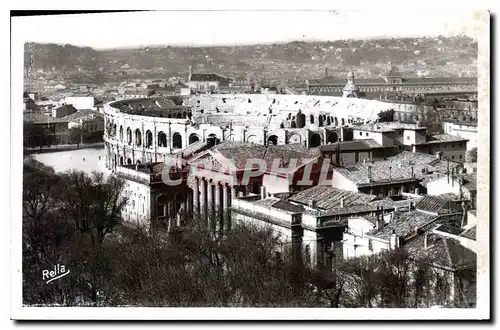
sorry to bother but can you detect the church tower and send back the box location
[342,70,359,98]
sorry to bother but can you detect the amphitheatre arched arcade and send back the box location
[103,94,423,169]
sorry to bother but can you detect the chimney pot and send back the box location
[260,186,267,199]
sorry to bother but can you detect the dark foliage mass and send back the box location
[22,157,475,307]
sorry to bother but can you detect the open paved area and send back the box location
[33,147,111,175]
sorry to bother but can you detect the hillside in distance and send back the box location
[24,36,478,82]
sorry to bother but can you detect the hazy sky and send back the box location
[14,10,481,49]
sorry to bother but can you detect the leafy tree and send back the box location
[467,147,477,163]
[59,171,128,250]
[68,127,83,148]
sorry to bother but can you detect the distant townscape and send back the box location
[23,35,478,308]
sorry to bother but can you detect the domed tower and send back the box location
[342,70,359,98]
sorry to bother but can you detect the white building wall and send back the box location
[65,96,95,110]
[263,174,290,194]
[121,177,152,228]
[329,170,359,192]
[343,217,389,259]
[443,122,478,151]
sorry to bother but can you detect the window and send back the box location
[406,136,410,140]
[359,132,363,136]
[452,156,455,160]
[366,132,369,136]
[368,239,373,251]
[459,155,463,159]
[355,152,359,162]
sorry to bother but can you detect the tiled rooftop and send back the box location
[460,226,477,241]
[415,195,463,215]
[289,185,377,210]
[335,160,417,185]
[212,141,320,172]
[434,224,465,236]
[58,109,103,122]
[320,139,384,152]
[369,210,437,240]
[413,134,468,145]
[404,233,476,269]
[384,151,463,186]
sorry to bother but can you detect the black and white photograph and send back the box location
[9,7,491,321]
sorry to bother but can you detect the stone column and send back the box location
[199,178,207,220]
[214,183,221,232]
[193,177,199,215]
[168,200,175,220]
[177,198,186,227]
[222,184,229,220]
[207,179,214,218]
[186,191,193,215]
[230,186,236,204]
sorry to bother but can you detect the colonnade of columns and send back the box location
[191,176,237,232]
[157,192,191,232]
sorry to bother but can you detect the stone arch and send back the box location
[126,127,132,145]
[207,133,220,147]
[246,134,259,143]
[341,118,345,126]
[268,135,279,146]
[136,160,141,165]
[135,129,142,147]
[309,114,315,124]
[119,156,124,165]
[318,116,324,127]
[225,134,236,141]
[296,111,306,128]
[288,133,303,144]
[309,133,322,147]
[113,123,117,137]
[327,132,339,143]
[158,131,167,147]
[145,130,153,148]
[127,158,132,165]
[172,132,183,149]
[188,133,200,145]
[119,125,124,142]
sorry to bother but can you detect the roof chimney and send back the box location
[260,186,267,200]
[424,233,429,249]
[308,199,317,209]
[340,197,345,208]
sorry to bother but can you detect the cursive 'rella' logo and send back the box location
[42,264,70,284]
